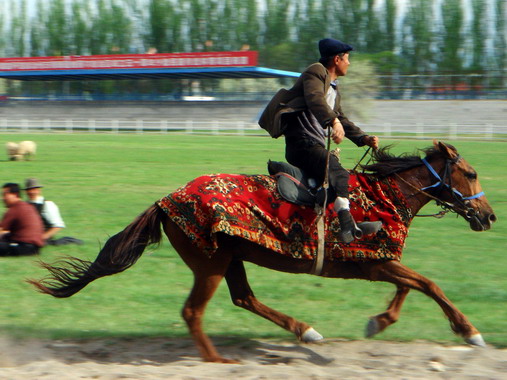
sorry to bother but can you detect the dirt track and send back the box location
[1,337,506,379]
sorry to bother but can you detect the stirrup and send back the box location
[338,223,362,242]
[356,221,383,237]
[339,221,381,243]
[338,210,382,243]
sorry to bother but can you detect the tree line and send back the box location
[0,0,505,98]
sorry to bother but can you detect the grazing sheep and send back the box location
[6,142,20,160]
[6,140,36,161]
[18,140,36,160]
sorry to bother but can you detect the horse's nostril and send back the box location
[489,214,497,223]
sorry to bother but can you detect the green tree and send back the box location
[148,0,183,53]
[202,0,221,50]
[148,0,168,51]
[234,0,260,50]
[186,0,208,51]
[259,0,293,70]
[9,0,28,56]
[219,0,259,51]
[400,0,435,73]
[0,0,505,98]
[221,0,240,50]
[332,0,368,49]
[45,0,69,56]
[89,0,119,55]
[440,0,464,74]
[362,0,384,53]
[321,0,341,37]
[396,0,437,96]
[0,2,7,56]
[70,0,92,55]
[379,0,397,53]
[110,1,133,53]
[29,0,47,56]
[293,0,327,69]
[262,0,290,47]
[467,0,487,73]
[496,0,506,90]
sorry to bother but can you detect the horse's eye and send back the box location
[465,171,477,180]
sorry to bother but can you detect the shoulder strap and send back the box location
[29,201,51,229]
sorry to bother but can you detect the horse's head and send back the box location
[426,141,496,231]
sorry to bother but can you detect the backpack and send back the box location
[258,88,296,138]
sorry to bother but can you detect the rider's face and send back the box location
[335,53,350,76]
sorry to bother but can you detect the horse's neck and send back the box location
[393,158,445,216]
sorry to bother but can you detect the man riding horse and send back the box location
[259,38,381,243]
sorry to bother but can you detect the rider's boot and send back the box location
[337,209,382,244]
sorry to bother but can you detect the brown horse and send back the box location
[29,141,496,363]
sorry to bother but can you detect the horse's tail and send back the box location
[28,204,166,298]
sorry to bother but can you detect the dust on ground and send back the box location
[1,337,506,379]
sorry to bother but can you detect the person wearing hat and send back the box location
[259,38,381,243]
[0,183,44,256]
[24,178,66,243]
[24,178,83,246]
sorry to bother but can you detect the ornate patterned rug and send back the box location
[157,173,412,262]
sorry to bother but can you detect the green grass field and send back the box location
[1,133,506,347]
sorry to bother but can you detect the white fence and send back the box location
[1,117,506,139]
[0,118,260,135]
[363,122,504,140]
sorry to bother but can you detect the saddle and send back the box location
[268,159,383,274]
[267,160,328,207]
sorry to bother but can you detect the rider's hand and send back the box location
[363,135,379,150]
[331,119,344,144]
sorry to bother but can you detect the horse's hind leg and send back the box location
[224,260,323,343]
[365,286,410,338]
[163,221,237,363]
[182,268,238,363]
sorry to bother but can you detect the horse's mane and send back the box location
[360,144,455,177]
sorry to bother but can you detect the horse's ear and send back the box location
[434,140,459,160]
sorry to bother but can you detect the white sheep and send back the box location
[6,141,36,161]
[6,142,20,160]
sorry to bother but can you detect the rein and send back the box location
[420,157,485,201]
[395,156,485,221]
[394,174,452,218]
[352,146,372,172]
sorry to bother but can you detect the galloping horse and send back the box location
[30,141,496,363]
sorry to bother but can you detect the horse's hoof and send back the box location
[206,357,240,364]
[221,358,241,364]
[365,318,380,338]
[301,327,323,343]
[465,333,486,347]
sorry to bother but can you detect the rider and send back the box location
[260,38,382,243]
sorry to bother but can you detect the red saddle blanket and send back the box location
[157,173,412,262]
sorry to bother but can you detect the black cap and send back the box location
[318,38,353,59]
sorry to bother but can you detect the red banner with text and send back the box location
[0,51,258,72]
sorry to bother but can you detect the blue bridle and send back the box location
[421,157,485,201]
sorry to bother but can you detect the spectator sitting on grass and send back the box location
[0,183,44,256]
[24,178,83,246]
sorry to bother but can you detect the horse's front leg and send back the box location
[224,260,323,343]
[363,261,485,346]
[365,286,410,338]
